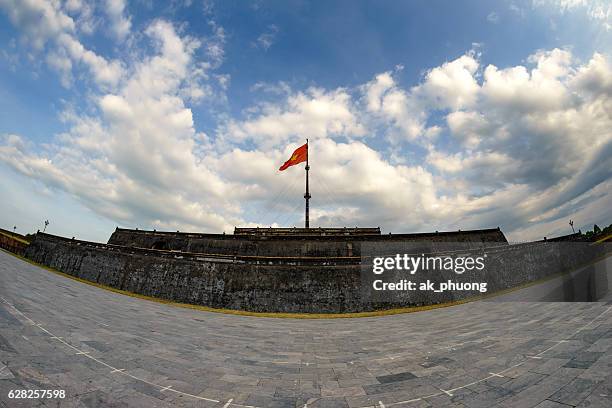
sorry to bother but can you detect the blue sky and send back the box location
[0,0,610,242]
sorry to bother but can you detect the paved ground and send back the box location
[1,250,612,408]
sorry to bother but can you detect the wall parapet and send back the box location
[107,227,508,256]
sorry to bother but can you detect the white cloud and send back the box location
[481,49,572,113]
[57,33,123,86]
[534,0,612,31]
[487,12,500,23]
[417,54,480,110]
[361,71,425,141]
[253,24,278,51]
[250,80,291,95]
[360,55,481,142]
[46,48,73,87]
[363,72,394,112]
[64,0,96,34]
[0,0,75,49]
[421,49,612,238]
[203,21,225,68]
[446,111,492,148]
[103,0,132,40]
[571,52,612,96]
[222,87,366,149]
[0,0,124,87]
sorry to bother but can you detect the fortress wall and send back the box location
[107,228,508,257]
[23,232,607,313]
[0,231,28,255]
[25,233,366,312]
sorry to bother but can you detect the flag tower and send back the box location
[278,139,311,228]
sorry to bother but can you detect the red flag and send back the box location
[279,143,308,171]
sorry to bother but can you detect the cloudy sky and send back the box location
[0,0,610,243]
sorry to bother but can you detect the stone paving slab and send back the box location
[0,250,611,407]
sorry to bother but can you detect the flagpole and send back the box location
[304,138,310,229]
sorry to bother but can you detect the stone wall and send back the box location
[0,230,29,255]
[24,232,608,313]
[26,233,364,313]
